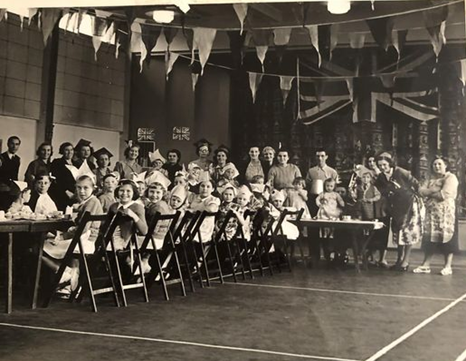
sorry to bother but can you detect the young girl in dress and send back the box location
[234,186,255,241]
[188,179,220,243]
[98,173,118,212]
[286,177,311,218]
[316,178,345,239]
[29,173,58,216]
[187,164,201,194]
[268,190,300,241]
[216,183,239,241]
[42,175,104,293]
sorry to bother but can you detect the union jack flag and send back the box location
[298,52,439,125]
[173,126,190,141]
[137,128,155,141]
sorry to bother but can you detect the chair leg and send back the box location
[100,248,121,307]
[199,242,211,287]
[132,242,149,303]
[78,250,98,312]
[180,242,195,292]
[112,251,128,307]
[173,249,187,296]
[263,238,274,276]
[212,242,224,284]
[234,238,246,280]
[225,240,237,283]
[155,251,169,301]
[191,242,204,288]
[242,238,254,279]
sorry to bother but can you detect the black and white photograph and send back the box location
[0,0,465,360]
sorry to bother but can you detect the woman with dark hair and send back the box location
[50,142,78,211]
[161,149,183,183]
[93,147,114,191]
[73,139,96,170]
[24,142,53,188]
[375,152,424,271]
[238,145,268,185]
[414,157,459,276]
[189,139,213,172]
[209,145,235,183]
[114,142,142,180]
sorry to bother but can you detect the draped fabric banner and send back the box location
[165,51,179,80]
[367,16,394,51]
[279,75,294,105]
[305,25,321,67]
[249,72,263,103]
[233,3,248,35]
[192,27,217,75]
[41,8,62,44]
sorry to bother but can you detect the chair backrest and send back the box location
[214,210,237,242]
[174,210,202,244]
[273,208,304,237]
[140,211,181,251]
[261,208,289,238]
[190,211,217,243]
[94,211,124,252]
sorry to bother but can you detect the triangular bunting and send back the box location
[192,73,199,91]
[165,51,179,80]
[391,30,408,64]
[459,59,466,87]
[164,27,179,51]
[28,8,38,26]
[380,74,397,88]
[41,9,62,45]
[423,6,448,59]
[192,28,217,76]
[76,9,87,34]
[255,45,268,72]
[249,72,263,103]
[183,27,194,63]
[349,33,365,49]
[345,78,353,102]
[279,76,294,106]
[0,9,7,22]
[141,23,162,67]
[304,25,321,67]
[273,28,292,46]
[329,24,339,61]
[233,3,248,35]
[367,17,394,51]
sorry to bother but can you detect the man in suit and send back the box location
[0,136,21,210]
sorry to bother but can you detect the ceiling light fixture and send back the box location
[152,10,175,23]
[327,0,351,15]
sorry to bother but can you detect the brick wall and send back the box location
[54,31,126,132]
[0,16,44,119]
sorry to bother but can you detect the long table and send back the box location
[0,218,74,313]
[292,218,384,272]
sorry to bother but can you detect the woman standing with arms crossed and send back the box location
[414,157,459,275]
[375,152,424,271]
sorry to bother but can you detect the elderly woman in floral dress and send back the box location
[413,157,459,276]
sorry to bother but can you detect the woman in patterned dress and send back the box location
[413,157,459,276]
[375,152,424,271]
[114,142,142,180]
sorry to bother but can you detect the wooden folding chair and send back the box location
[187,211,224,288]
[106,216,150,307]
[43,212,122,312]
[242,208,266,277]
[139,211,187,300]
[171,210,202,293]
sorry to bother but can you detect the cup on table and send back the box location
[342,215,351,221]
[0,210,5,220]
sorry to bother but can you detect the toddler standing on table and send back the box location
[316,178,345,239]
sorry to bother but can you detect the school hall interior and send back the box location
[1,1,466,361]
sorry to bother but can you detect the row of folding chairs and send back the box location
[41,206,304,312]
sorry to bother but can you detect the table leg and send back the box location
[351,232,360,273]
[361,230,376,271]
[32,235,45,309]
[6,233,13,314]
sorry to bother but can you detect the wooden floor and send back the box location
[1,251,465,361]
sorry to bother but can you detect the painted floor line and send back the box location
[364,290,466,361]
[454,348,466,361]
[0,322,360,361]
[225,281,458,302]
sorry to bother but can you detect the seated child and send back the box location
[169,184,189,213]
[7,186,33,216]
[148,149,169,178]
[221,163,240,188]
[316,178,345,239]
[266,190,299,241]
[187,163,201,194]
[29,173,58,216]
[188,179,220,243]
[136,181,148,206]
[249,175,270,210]
[216,183,239,240]
[98,173,118,212]
[42,175,104,292]
[233,185,255,241]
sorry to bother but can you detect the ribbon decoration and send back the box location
[249,72,263,103]
[165,51,180,80]
[304,25,321,67]
[41,8,62,44]
[233,3,248,35]
[279,76,294,105]
[192,27,217,75]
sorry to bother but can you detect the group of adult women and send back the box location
[20,137,462,275]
